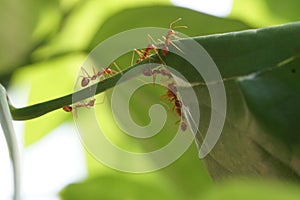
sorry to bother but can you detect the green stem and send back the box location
[9,60,151,121]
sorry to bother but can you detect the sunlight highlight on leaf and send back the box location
[11,54,86,145]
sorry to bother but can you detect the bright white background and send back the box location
[0,0,232,199]
[171,0,233,17]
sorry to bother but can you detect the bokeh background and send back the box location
[1,0,300,199]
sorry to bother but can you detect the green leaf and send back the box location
[184,23,300,180]
[33,0,170,60]
[84,87,213,198]
[60,174,182,200]
[77,74,213,196]
[0,0,64,74]
[0,0,36,74]
[201,179,300,200]
[230,0,300,27]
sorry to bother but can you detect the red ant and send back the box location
[80,62,121,87]
[161,82,187,131]
[131,18,186,66]
[142,66,172,83]
[133,44,157,64]
[160,18,187,56]
[137,18,186,61]
[132,34,166,65]
[62,98,96,114]
[62,98,97,118]
[63,105,73,112]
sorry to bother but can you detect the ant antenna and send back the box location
[170,18,188,30]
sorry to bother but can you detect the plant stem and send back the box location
[9,61,143,121]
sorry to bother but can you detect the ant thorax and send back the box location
[146,44,156,50]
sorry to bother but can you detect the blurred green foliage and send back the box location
[61,178,300,200]
[231,0,300,27]
[201,179,300,200]
[1,0,300,199]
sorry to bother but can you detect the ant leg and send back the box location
[81,67,92,78]
[112,62,123,75]
[169,35,186,52]
[162,36,185,54]
[146,36,166,64]
[71,105,78,118]
[131,50,135,66]
[92,66,97,77]
[134,49,146,63]
[153,49,166,65]
[172,34,184,40]
[170,40,184,54]
[147,34,159,45]
[156,38,165,47]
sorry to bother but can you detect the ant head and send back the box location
[142,67,153,76]
[89,99,96,106]
[81,77,90,87]
[63,106,72,112]
[168,29,176,35]
[104,67,113,74]
[181,122,187,131]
